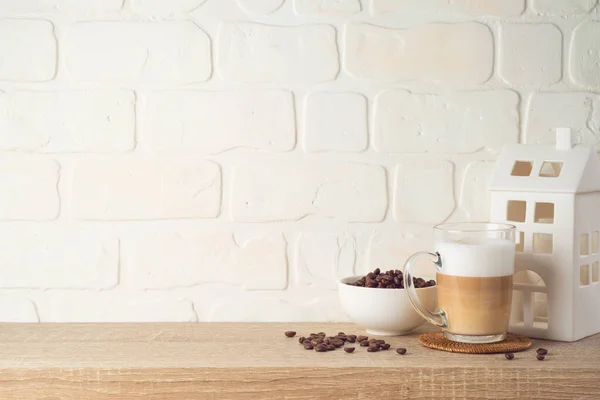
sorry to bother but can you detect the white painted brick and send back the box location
[64,21,211,84]
[0,19,56,82]
[0,90,135,153]
[294,0,361,15]
[217,22,339,83]
[126,233,287,290]
[374,90,519,154]
[499,24,562,86]
[35,293,197,322]
[71,159,221,220]
[526,92,600,149]
[365,231,435,277]
[370,0,524,15]
[0,0,123,13]
[294,233,356,288]
[131,0,206,14]
[207,296,334,322]
[571,22,600,89]
[0,156,59,220]
[344,23,493,84]
[0,229,118,289]
[230,162,387,222]
[393,161,455,224]
[236,0,285,15]
[0,297,38,322]
[460,161,495,222]
[142,90,295,154]
[303,92,367,152]
[532,0,597,14]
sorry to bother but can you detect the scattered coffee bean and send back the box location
[536,348,548,356]
[348,268,435,289]
[357,335,368,342]
[375,339,385,345]
[332,341,344,348]
[316,344,327,352]
[396,348,407,355]
[327,344,336,351]
[344,347,355,353]
[347,335,357,343]
[338,332,345,336]
[318,332,326,336]
[285,331,296,338]
[304,344,314,350]
[298,336,306,344]
[367,347,379,352]
[311,339,322,346]
[381,343,391,350]
[360,340,370,347]
[505,353,514,360]
[537,354,545,361]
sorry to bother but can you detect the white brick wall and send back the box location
[0,0,598,322]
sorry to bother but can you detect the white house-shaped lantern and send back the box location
[489,128,600,342]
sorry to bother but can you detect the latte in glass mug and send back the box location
[404,223,516,344]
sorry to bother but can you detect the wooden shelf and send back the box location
[0,323,598,399]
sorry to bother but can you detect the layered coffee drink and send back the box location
[435,238,515,337]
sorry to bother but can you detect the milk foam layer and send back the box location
[435,238,515,277]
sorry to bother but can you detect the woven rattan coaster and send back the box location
[418,332,532,354]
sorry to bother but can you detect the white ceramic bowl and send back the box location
[338,275,437,336]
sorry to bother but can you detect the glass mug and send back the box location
[404,223,516,344]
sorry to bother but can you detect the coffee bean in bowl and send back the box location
[346,269,435,289]
[339,269,437,336]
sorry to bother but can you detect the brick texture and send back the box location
[393,161,455,224]
[0,228,118,289]
[571,22,600,89]
[370,0,525,16]
[71,159,221,220]
[0,0,123,13]
[0,19,56,82]
[294,233,356,288]
[294,0,361,15]
[499,23,562,86]
[125,233,287,290]
[236,0,285,15]
[374,90,519,153]
[141,90,295,153]
[0,156,59,220]
[230,162,387,222]
[0,1,595,322]
[131,0,207,14]
[303,92,367,152]
[344,23,493,84]
[65,21,211,83]
[0,90,135,153]
[217,22,339,83]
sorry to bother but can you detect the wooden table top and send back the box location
[0,322,598,399]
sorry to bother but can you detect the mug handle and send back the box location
[403,251,447,328]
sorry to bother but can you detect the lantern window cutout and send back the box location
[539,161,563,177]
[581,265,590,286]
[580,234,589,257]
[511,161,533,176]
[507,200,526,222]
[533,233,553,254]
[534,202,554,224]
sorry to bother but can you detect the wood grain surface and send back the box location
[0,323,598,399]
